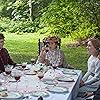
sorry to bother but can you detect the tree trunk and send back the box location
[28,0,33,21]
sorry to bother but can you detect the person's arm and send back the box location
[38,47,49,65]
[84,59,100,85]
[79,71,91,87]
[60,50,68,68]
[4,48,16,66]
[0,58,5,72]
[82,92,94,98]
[82,71,91,82]
[60,50,74,69]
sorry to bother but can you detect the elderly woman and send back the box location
[0,33,16,73]
[38,36,68,68]
[76,38,100,100]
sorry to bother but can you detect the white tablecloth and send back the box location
[0,66,82,100]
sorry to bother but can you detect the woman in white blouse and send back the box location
[77,38,100,99]
[38,36,68,68]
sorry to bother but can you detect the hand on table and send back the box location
[82,92,94,98]
[80,80,85,87]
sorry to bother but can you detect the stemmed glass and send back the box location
[31,58,35,65]
[13,70,22,92]
[52,65,58,79]
[21,62,27,71]
[4,65,12,88]
[4,65,12,81]
[5,66,12,76]
[52,66,57,70]
[37,71,44,91]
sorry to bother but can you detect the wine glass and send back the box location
[52,66,57,70]
[31,58,35,65]
[38,72,44,80]
[37,71,44,91]
[22,62,27,71]
[52,65,58,79]
[5,66,12,76]
[13,70,22,92]
[4,65,12,82]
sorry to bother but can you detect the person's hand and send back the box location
[80,80,85,87]
[44,59,50,66]
[39,47,49,57]
[67,64,74,69]
[82,92,94,98]
[41,47,49,53]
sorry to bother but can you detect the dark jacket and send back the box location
[0,48,15,72]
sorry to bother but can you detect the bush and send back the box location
[0,18,39,33]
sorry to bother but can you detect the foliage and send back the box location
[0,0,100,40]
[0,18,39,33]
[0,0,52,20]
[39,0,100,39]
[80,0,100,32]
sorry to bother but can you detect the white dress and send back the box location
[38,48,68,68]
[78,55,100,94]
[82,55,100,86]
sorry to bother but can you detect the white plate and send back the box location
[57,77,74,82]
[62,69,77,75]
[32,91,49,97]
[15,66,29,70]
[0,92,22,99]
[9,78,16,82]
[25,70,36,75]
[47,86,68,93]
[43,79,56,85]
[0,87,7,92]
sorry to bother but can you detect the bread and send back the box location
[0,92,8,97]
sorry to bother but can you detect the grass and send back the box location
[4,32,88,73]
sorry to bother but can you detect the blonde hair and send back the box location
[45,36,61,44]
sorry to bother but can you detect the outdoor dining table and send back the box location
[0,64,82,100]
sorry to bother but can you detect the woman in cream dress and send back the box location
[76,38,100,100]
[37,36,68,68]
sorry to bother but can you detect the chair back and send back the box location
[38,39,45,55]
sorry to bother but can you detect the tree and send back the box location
[80,0,100,32]
[39,0,100,39]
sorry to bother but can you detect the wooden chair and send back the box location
[38,39,44,55]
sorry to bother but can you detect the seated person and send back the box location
[0,33,16,73]
[76,83,100,100]
[93,84,100,100]
[37,36,68,68]
[76,38,100,99]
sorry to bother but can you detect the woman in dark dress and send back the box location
[0,33,15,72]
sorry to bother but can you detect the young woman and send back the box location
[76,38,100,100]
[0,33,16,72]
[38,36,68,68]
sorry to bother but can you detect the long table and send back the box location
[0,65,82,100]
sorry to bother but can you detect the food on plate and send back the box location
[0,92,8,97]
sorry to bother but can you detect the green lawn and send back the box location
[4,33,88,73]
